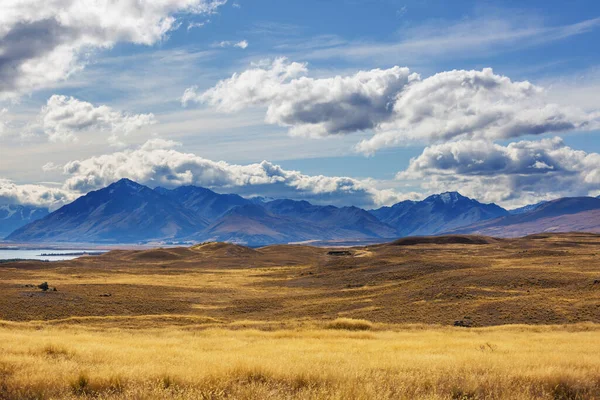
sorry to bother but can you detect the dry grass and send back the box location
[1,233,600,326]
[0,323,599,399]
[325,317,374,331]
[1,233,600,398]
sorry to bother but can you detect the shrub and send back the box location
[70,373,90,396]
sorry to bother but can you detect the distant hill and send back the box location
[370,192,509,236]
[448,197,600,237]
[7,179,208,243]
[0,204,49,238]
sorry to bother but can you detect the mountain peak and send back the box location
[107,178,147,193]
[425,191,466,204]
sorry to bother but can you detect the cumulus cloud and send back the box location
[397,137,600,207]
[0,179,76,210]
[40,95,156,143]
[60,138,405,208]
[0,0,226,98]
[191,60,599,151]
[357,69,597,153]
[186,57,416,137]
[214,40,248,49]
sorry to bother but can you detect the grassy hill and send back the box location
[1,233,600,399]
[2,233,600,325]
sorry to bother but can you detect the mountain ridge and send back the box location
[447,197,600,237]
[6,179,600,245]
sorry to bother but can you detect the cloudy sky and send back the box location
[1,0,600,210]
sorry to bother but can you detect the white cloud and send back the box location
[397,137,600,207]
[42,162,60,172]
[60,138,406,208]
[0,0,226,98]
[187,57,416,137]
[213,40,249,49]
[187,21,208,30]
[234,40,249,49]
[40,95,157,143]
[0,179,76,210]
[356,68,598,153]
[192,60,600,152]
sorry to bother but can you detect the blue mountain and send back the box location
[155,185,250,220]
[449,197,600,237]
[370,192,509,236]
[7,179,208,243]
[508,201,549,215]
[0,204,49,239]
[11,180,596,245]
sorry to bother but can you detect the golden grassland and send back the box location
[1,322,600,399]
[2,234,600,399]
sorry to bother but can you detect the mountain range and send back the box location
[4,178,600,245]
[0,204,49,239]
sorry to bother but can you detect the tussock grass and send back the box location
[325,317,374,331]
[0,324,599,399]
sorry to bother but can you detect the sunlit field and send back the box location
[2,234,600,399]
[1,322,600,399]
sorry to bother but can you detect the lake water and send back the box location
[0,249,107,261]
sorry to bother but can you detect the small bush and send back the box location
[451,387,477,400]
[161,375,176,389]
[42,344,71,359]
[552,380,588,400]
[70,373,90,396]
[326,318,373,331]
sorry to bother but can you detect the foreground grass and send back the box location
[1,322,599,399]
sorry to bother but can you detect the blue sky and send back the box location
[0,0,599,210]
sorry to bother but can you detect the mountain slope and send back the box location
[371,192,509,236]
[0,204,49,239]
[7,179,208,243]
[448,197,600,237]
[264,199,397,238]
[197,201,397,246]
[508,201,548,215]
[156,186,250,221]
[196,204,325,246]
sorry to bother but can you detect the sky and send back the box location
[1,0,599,211]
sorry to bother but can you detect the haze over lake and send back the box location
[0,249,106,261]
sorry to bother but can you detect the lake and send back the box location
[0,249,107,261]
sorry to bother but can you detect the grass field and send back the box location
[1,322,599,399]
[1,233,600,399]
